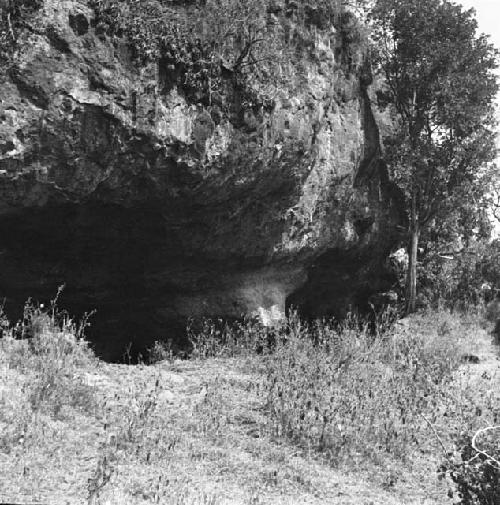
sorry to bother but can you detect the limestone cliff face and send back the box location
[0,0,404,359]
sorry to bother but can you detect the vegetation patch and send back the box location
[264,314,461,465]
[89,0,367,108]
[0,0,43,65]
[0,293,96,418]
[1,300,500,503]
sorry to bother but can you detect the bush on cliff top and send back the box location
[90,0,366,105]
[0,0,42,65]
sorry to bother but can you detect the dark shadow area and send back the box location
[0,202,192,362]
[0,202,401,363]
[286,247,398,322]
[1,294,190,363]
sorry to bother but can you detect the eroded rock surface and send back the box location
[0,0,405,359]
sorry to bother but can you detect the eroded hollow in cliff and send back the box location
[0,204,397,363]
[286,247,398,322]
[0,195,401,362]
[0,202,308,362]
[0,202,195,361]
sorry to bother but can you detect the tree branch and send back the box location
[232,37,264,73]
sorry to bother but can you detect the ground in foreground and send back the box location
[0,309,499,504]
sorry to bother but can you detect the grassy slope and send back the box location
[0,311,499,505]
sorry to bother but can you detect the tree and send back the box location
[370,0,499,313]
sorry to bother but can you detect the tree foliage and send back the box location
[369,0,499,312]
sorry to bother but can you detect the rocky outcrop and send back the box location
[0,0,405,360]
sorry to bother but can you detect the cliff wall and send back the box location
[0,0,404,359]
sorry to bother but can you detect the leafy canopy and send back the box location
[370,0,498,227]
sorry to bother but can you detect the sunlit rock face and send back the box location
[0,0,405,360]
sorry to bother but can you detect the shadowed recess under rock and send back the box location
[0,200,398,362]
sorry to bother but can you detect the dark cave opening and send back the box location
[0,202,192,362]
[0,204,399,363]
[285,247,398,320]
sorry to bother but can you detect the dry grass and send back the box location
[1,297,97,418]
[0,302,499,504]
[264,311,478,465]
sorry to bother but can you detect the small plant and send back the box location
[101,374,169,467]
[147,339,175,364]
[188,316,274,359]
[120,377,161,449]
[0,300,9,338]
[192,376,229,439]
[87,451,115,505]
[0,0,43,64]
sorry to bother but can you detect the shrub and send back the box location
[0,0,43,65]
[0,301,9,337]
[415,234,500,310]
[0,291,97,417]
[439,427,500,505]
[188,316,276,359]
[90,0,286,104]
[147,339,175,364]
[262,311,465,465]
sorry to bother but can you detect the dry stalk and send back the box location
[419,412,451,458]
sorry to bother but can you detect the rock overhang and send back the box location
[0,0,406,360]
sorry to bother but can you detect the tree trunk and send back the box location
[406,197,419,314]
